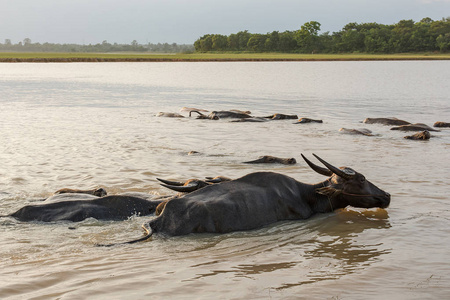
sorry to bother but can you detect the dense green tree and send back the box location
[236,30,251,50]
[212,34,228,51]
[390,19,415,52]
[295,21,321,52]
[364,27,392,53]
[227,33,239,50]
[247,34,267,51]
[278,31,297,52]
[200,36,212,51]
[265,31,280,51]
[436,33,450,51]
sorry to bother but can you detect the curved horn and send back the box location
[156,178,184,186]
[160,183,200,193]
[189,110,205,117]
[205,176,231,183]
[301,154,332,176]
[312,154,355,180]
[205,177,223,183]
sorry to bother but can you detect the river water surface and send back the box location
[0,61,449,299]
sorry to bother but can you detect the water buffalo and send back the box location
[294,118,323,124]
[3,195,162,222]
[434,121,450,128]
[54,187,107,197]
[156,112,185,118]
[231,118,268,123]
[230,109,251,115]
[243,155,297,165]
[263,113,298,120]
[111,154,390,245]
[390,123,439,132]
[363,117,410,126]
[190,110,252,120]
[339,128,375,136]
[404,130,431,140]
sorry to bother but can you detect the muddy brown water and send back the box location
[0,61,449,299]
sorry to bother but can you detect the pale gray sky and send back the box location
[0,0,449,45]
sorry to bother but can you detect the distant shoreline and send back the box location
[0,52,449,62]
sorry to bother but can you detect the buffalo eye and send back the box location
[359,176,366,183]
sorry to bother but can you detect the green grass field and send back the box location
[0,52,449,62]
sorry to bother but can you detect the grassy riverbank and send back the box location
[0,52,449,62]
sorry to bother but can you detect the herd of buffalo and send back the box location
[158,108,449,140]
[2,107,448,246]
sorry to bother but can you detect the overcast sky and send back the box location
[0,0,449,45]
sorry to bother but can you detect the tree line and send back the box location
[0,39,194,53]
[194,17,450,53]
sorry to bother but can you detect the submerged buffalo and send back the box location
[156,112,185,118]
[339,128,375,136]
[263,113,298,120]
[404,130,431,140]
[363,117,410,126]
[390,123,439,132]
[294,118,323,124]
[243,155,297,165]
[433,122,450,128]
[54,187,107,197]
[190,110,252,120]
[3,194,161,222]
[230,118,268,123]
[109,154,390,245]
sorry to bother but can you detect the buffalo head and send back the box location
[302,154,390,209]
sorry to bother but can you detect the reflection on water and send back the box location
[184,208,391,291]
[278,209,392,289]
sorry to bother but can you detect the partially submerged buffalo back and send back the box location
[152,172,313,236]
[8,195,161,222]
[363,117,410,126]
[390,123,438,132]
[404,130,431,140]
[433,121,450,128]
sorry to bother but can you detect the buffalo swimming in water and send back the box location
[156,112,185,118]
[363,117,410,126]
[263,113,298,120]
[3,193,162,222]
[105,154,390,245]
[390,123,439,132]
[433,121,450,128]
[294,118,323,124]
[339,128,375,136]
[190,110,252,120]
[243,155,297,165]
[54,187,107,197]
[404,130,431,140]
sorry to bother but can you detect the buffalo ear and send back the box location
[301,154,332,176]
